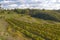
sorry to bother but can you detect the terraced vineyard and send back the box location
[5,17,60,40]
[6,15,60,40]
[0,9,60,40]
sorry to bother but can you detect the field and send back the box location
[0,9,60,40]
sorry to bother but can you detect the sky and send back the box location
[0,0,60,9]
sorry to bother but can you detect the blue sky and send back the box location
[0,0,60,9]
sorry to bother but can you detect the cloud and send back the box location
[8,4,18,8]
[0,0,60,9]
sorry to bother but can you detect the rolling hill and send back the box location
[0,9,60,40]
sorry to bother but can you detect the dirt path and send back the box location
[0,19,8,36]
[0,19,32,40]
[0,19,17,40]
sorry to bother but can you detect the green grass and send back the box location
[5,17,60,40]
[0,9,60,40]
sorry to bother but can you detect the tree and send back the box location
[24,9,30,14]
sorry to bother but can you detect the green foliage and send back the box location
[0,9,60,40]
[5,18,60,40]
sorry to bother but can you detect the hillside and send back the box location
[0,9,60,40]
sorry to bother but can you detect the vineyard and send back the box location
[0,9,60,40]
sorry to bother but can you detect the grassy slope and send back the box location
[0,10,60,40]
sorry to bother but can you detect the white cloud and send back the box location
[0,0,60,9]
[8,4,18,7]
